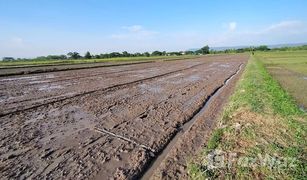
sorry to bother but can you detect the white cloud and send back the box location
[122,25,143,32]
[266,20,303,31]
[110,25,158,40]
[242,20,306,36]
[228,22,237,31]
[2,21,307,58]
[107,20,307,52]
[207,20,307,46]
[9,37,24,48]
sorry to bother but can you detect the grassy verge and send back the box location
[188,55,306,179]
[0,55,199,68]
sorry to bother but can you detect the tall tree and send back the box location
[143,52,150,57]
[255,45,270,51]
[197,45,210,54]
[122,51,130,57]
[67,52,81,59]
[151,51,163,56]
[84,51,92,59]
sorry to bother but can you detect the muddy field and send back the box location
[0,54,247,179]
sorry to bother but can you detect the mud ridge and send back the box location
[0,62,207,117]
[0,61,155,77]
[19,67,149,87]
[139,63,244,179]
[0,57,201,77]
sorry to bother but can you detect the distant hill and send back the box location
[267,43,307,49]
[188,43,307,51]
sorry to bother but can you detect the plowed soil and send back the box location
[0,54,248,179]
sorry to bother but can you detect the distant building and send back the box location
[2,57,15,61]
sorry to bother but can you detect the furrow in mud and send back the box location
[0,61,165,87]
[0,60,155,77]
[0,61,207,117]
[1,56,226,109]
[140,63,243,179]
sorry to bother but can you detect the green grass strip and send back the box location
[188,54,306,179]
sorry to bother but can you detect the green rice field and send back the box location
[257,50,307,109]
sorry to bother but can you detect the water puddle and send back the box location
[208,62,218,67]
[0,96,6,103]
[219,64,230,68]
[0,95,20,103]
[45,74,55,79]
[157,73,183,82]
[185,75,201,82]
[139,84,162,93]
[29,80,50,84]
[38,84,63,91]
[0,76,40,82]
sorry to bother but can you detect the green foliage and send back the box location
[254,45,270,51]
[168,51,182,56]
[0,55,200,67]
[67,52,81,59]
[84,51,92,59]
[143,52,150,57]
[206,128,223,151]
[2,57,15,61]
[3,45,307,63]
[196,45,210,54]
[151,51,163,56]
[185,51,196,55]
[272,45,307,51]
[210,45,307,54]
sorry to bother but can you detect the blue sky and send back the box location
[1,0,307,57]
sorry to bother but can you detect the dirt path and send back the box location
[0,54,248,179]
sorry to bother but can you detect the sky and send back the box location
[1,0,307,58]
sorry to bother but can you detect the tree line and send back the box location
[210,45,307,54]
[1,46,210,61]
[2,45,307,61]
